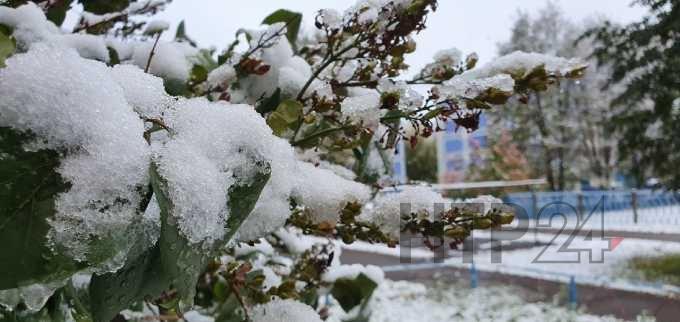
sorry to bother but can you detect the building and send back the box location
[392,139,408,184]
[436,114,489,183]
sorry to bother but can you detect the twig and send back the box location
[240,21,291,60]
[145,32,162,73]
[230,284,250,321]
[291,126,351,147]
[295,42,360,102]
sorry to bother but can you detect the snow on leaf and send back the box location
[0,44,150,287]
[251,299,322,322]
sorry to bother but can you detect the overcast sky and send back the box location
[155,0,647,73]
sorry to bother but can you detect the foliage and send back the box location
[0,127,78,290]
[405,137,437,182]
[0,0,584,321]
[465,132,533,196]
[628,254,680,286]
[587,0,680,189]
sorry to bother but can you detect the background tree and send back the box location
[588,0,680,189]
[490,2,621,190]
[405,137,438,182]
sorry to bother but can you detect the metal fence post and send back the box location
[532,191,539,244]
[470,263,478,289]
[632,190,638,224]
[568,276,578,309]
[531,191,538,219]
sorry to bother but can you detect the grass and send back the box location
[628,254,680,285]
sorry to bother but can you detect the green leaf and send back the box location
[224,160,271,242]
[0,127,81,290]
[62,278,94,322]
[88,202,167,322]
[175,20,187,39]
[215,294,246,322]
[149,163,206,308]
[262,9,303,49]
[477,87,513,105]
[422,107,443,120]
[330,273,378,312]
[266,99,303,135]
[174,20,197,47]
[255,88,281,115]
[89,245,165,322]
[79,0,130,15]
[0,26,16,68]
[46,0,74,26]
[381,109,404,121]
[106,46,120,66]
[191,64,209,84]
[164,78,190,97]
[148,156,271,308]
[191,49,218,72]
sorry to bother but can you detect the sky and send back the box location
[153,0,648,73]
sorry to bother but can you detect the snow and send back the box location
[153,96,370,244]
[0,3,112,62]
[128,0,168,13]
[358,7,380,25]
[322,264,385,284]
[464,195,504,215]
[0,279,65,313]
[342,90,382,129]
[183,311,215,322]
[341,240,435,260]
[206,64,236,89]
[333,280,635,322]
[440,230,680,297]
[238,24,334,103]
[80,11,118,26]
[251,299,322,322]
[131,40,198,82]
[233,239,284,291]
[56,34,110,62]
[293,161,371,224]
[438,74,515,101]
[234,143,298,242]
[318,9,342,29]
[274,227,320,254]
[240,30,317,101]
[234,239,275,257]
[461,50,587,81]
[433,48,463,66]
[376,78,424,111]
[154,99,277,246]
[144,20,170,34]
[0,44,150,269]
[111,64,172,119]
[363,186,448,237]
[344,0,416,27]
[0,3,60,49]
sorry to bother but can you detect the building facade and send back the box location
[436,114,489,183]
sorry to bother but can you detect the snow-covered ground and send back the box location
[341,230,680,296]
[326,280,654,322]
[445,231,680,295]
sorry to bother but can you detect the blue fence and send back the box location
[504,190,680,225]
